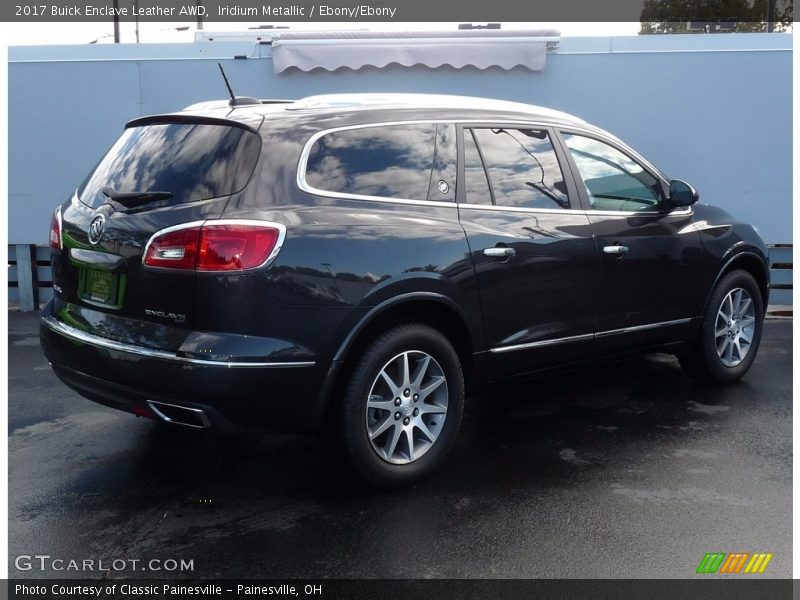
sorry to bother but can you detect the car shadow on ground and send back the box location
[125,353,740,500]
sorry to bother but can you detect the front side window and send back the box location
[562,133,663,211]
[469,128,570,210]
[304,124,439,201]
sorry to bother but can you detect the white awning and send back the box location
[271,30,560,73]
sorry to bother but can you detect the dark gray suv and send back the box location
[41,94,769,487]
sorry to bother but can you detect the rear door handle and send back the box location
[483,247,516,258]
[603,245,629,255]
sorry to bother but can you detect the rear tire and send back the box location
[678,269,764,384]
[341,323,464,488]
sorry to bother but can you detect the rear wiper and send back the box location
[102,186,174,208]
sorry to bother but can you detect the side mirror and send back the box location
[668,179,699,207]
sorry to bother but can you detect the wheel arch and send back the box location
[705,250,770,317]
[318,293,480,419]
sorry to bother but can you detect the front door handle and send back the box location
[483,247,516,258]
[603,245,629,255]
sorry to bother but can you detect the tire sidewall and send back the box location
[700,270,764,383]
[342,325,464,488]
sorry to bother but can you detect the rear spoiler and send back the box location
[125,114,263,134]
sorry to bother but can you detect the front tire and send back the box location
[679,269,764,383]
[341,323,464,488]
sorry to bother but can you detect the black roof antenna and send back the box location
[217,62,260,107]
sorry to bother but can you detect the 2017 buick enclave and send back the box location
[40,93,769,487]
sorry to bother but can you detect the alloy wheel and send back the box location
[714,287,757,368]
[364,350,449,465]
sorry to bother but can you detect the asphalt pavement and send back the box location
[8,311,792,578]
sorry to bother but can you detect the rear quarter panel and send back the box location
[218,113,484,385]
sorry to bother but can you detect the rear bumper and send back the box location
[40,300,330,432]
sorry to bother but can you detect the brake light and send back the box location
[143,221,283,272]
[197,225,281,271]
[49,208,62,251]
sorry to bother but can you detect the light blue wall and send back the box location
[8,33,792,244]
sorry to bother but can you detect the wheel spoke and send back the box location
[419,402,447,415]
[419,376,445,400]
[737,297,752,318]
[717,335,729,355]
[732,289,743,315]
[715,323,728,337]
[367,395,396,411]
[379,369,400,397]
[369,417,394,440]
[725,293,734,319]
[385,424,403,459]
[401,352,411,389]
[405,429,415,461]
[416,420,436,443]
[412,355,431,388]
[739,329,753,343]
[725,338,735,364]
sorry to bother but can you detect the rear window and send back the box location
[78,122,261,209]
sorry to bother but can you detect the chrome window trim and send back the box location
[297,120,460,208]
[42,316,315,368]
[297,119,692,217]
[141,219,287,272]
[589,207,692,217]
[489,317,692,354]
[457,202,692,217]
[557,126,684,214]
[558,126,670,185]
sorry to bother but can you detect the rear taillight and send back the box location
[49,208,62,252]
[143,221,284,272]
[143,225,201,270]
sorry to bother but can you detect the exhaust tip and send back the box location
[146,400,211,429]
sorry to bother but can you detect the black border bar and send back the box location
[6,579,795,600]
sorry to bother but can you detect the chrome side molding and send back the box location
[490,318,692,354]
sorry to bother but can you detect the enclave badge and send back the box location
[88,215,106,245]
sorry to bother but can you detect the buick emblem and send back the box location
[88,215,106,245]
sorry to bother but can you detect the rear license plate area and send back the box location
[78,268,121,308]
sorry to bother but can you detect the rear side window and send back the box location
[304,124,440,201]
[469,128,570,210]
[78,122,261,209]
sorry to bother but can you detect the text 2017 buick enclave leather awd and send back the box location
[41,94,769,487]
